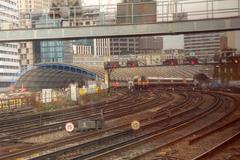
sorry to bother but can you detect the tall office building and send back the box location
[0,0,20,92]
[34,15,73,64]
[227,31,240,50]
[18,0,52,71]
[117,0,156,24]
[73,39,110,57]
[73,8,111,57]
[111,0,157,56]
[18,0,51,12]
[110,38,139,55]
[138,36,163,54]
[39,41,73,63]
[184,32,227,58]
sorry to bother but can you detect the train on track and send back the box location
[132,76,194,89]
[110,76,195,89]
[133,76,149,89]
[110,75,199,90]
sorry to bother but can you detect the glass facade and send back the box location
[33,15,73,64]
[40,41,64,63]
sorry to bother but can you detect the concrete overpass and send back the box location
[0,17,240,42]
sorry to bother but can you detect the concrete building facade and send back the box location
[72,8,111,58]
[73,45,92,56]
[227,31,240,51]
[17,0,51,12]
[93,39,111,57]
[111,0,157,56]
[117,0,157,24]
[110,38,139,55]
[32,15,74,64]
[18,0,52,71]
[184,32,227,58]
[138,36,163,54]
[0,0,20,92]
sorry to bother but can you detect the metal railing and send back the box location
[0,0,239,30]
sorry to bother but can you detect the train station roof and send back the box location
[110,65,214,81]
[15,63,101,91]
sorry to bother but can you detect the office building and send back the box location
[117,0,156,24]
[184,32,227,58]
[18,0,51,12]
[227,31,240,51]
[110,38,139,55]
[18,0,52,71]
[73,8,111,57]
[138,36,163,54]
[0,0,20,92]
[33,15,74,64]
[111,0,157,56]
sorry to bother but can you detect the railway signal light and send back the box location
[187,57,198,65]
[233,59,239,64]
[127,61,138,67]
[104,61,120,69]
[163,59,178,66]
[112,64,117,68]
[191,60,197,65]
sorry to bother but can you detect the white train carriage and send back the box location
[147,77,193,86]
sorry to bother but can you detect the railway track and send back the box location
[1,89,237,160]
[0,92,142,139]
[130,92,238,160]
[0,89,177,159]
[67,93,221,160]
[14,92,200,160]
[192,132,240,160]
[69,93,235,160]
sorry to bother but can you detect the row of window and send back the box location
[112,39,136,42]
[41,47,63,53]
[185,45,220,49]
[185,34,219,39]
[185,38,220,43]
[185,42,220,46]
[0,72,17,76]
[0,50,18,55]
[0,4,17,13]
[186,49,217,52]
[0,43,18,48]
[0,65,19,69]
[0,82,11,87]
[41,58,63,63]
[0,19,7,23]
[0,0,16,6]
[0,11,18,20]
[41,41,63,47]
[0,58,19,62]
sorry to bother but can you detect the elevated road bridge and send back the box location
[0,17,240,42]
[0,0,240,42]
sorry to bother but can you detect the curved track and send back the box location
[0,89,238,160]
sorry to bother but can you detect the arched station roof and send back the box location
[15,63,101,91]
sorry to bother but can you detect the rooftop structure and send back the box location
[15,63,99,91]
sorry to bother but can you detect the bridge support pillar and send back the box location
[104,70,109,89]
